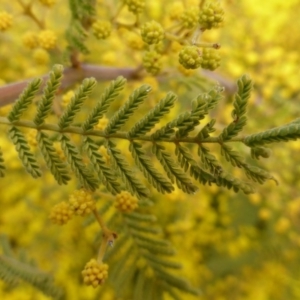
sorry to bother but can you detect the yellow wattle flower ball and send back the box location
[94,116,109,131]
[22,31,39,49]
[49,201,73,225]
[0,11,13,31]
[92,20,112,40]
[33,48,50,65]
[82,259,109,288]
[69,189,96,216]
[114,191,138,213]
[26,129,38,148]
[61,90,74,108]
[38,30,57,50]
[99,145,110,165]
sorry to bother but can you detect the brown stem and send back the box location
[17,0,45,29]
[0,64,140,107]
[92,209,117,263]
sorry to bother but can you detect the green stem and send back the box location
[0,117,246,144]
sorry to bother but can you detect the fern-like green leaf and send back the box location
[36,131,70,185]
[220,144,277,185]
[198,144,223,175]
[250,146,272,160]
[60,134,98,190]
[105,84,152,134]
[8,78,42,122]
[220,75,252,141]
[59,78,96,129]
[0,255,64,299]
[197,119,216,140]
[104,207,200,299]
[128,92,177,138]
[107,140,149,198]
[8,127,41,178]
[244,123,300,146]
[175,144,198,172]
[152,86,222,140]
[82,76,127,131]
[0,236,64,299]
[216,172,255,194]
[34,65,63,126]
[129,142,174,194]
[83,137,121,194]
[153,143,198,194]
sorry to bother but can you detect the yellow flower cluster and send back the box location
[26,129,38,148]
[49,201,73,225]
[69,189,96,216]
[38,30,57,50]
[94,116,109,130]
[33,48,50,65]
[61,90,74,108]
[114,191,138,213]
[22,31,39,49]
[124,0,145,14]
[82,259,109,288]
[99,145,111,165]
[92,20,112,40]
[0,11,12,31]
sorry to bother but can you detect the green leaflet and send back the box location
[105,84,152,134]
[8,126,41,178]
[220,74,252,141]
[0,236,64,299]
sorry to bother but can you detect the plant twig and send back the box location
[92,209,117,263]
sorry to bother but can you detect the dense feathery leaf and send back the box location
[82,76,127,131]
[129,142,174,194]
[152,143,198,194]
[34,65,63,126]
[8,78,42,122]
[60,134,98,190]
[59,78,96,129]
[83,137,121,194]
[8,127,41,178]
[244,123,300,146]
[36,131,70,185]
[220,75,252,141]
[128,92,177,137]
[107,140,150,198]
[105,84,152,134]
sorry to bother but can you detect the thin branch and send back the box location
[0,65,140,107]
[0,64,236,108]
[92,209,117,263]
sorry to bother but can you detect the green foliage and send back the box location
[7,79,42,122]
[245,122,300,146]
[34,65,63,126]
[0,235,64,299]
[37,131,70,185]
[1,65,300,197]
[100,202,200,300]
[220,74,252,141]
[66,0,97,55]
[8,126,41,178]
